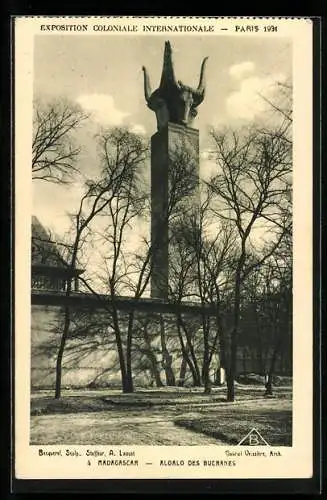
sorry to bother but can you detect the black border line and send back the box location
[6,14,322,496]
[312,15,322,496]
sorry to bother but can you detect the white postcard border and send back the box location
[14,16,313,480]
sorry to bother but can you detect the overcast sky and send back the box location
[33,35,292,236]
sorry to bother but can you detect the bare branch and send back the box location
[32,99,88,184]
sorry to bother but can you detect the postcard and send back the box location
[14,16,315,482]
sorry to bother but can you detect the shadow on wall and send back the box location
[31,304,291,390]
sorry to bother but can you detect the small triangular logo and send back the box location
[238,427,269,446]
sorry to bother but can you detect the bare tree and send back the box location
[32,99,87,184]
[51,128,199,396]
[135,315,164,388]
[208,124,292,401]
[52,127,148,397]
[87,128,149,393]
[238,247,292,384]
[168,187,237,393]
[197,221,237,393]
[259,79,292,127]
[54,176,118,398]
[263,251,292,396]
[90,131,201,391]
[168,225,203,387]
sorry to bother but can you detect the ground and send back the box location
[30,385,292,446]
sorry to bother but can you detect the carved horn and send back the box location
[142,66,152,103]
[197,57,208,93]
[160,41,180,91]
[193,57,208,106]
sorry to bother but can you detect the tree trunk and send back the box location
[265,325,283,396]
[143,322,163,387]
[201,315,211,394]
[258,334,265,374]
[151,364,164,388]
[179,317,202,386]
[203,377,212,394]
[227,334,237,401]
[160,315,176,386]
[265,346,278,396]
[176,314,201,387]
[214,310,227,386]
[215,365,226,385]
[55,278,73,399]
[264,347,270,374]
[178,357,187,387]
[226,371,235,402]
[242,349,247,373]
[54,229,81,398]
[208,306,224,372]
[110,301,129,393]
[125,310,135,393]
[55,304,70,399]
[227,262,243,402]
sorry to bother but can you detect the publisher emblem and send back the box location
[238,428,269,446]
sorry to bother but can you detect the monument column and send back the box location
[142,40,208,299]
[151,122,199,299]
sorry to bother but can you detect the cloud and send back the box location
[200,150,210,160]
[32,181,86,238]
[226,73,286,121]
[76,94,129,125]
[130,123,146,135]
[200,152,217,181]
[76,94,147,136]
[229,61,255,80]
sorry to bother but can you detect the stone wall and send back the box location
[31,305,122,389]
[31,304,291,390]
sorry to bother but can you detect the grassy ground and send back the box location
[30,386,292,446]
[31,385,291,415]
[175,399,292,446]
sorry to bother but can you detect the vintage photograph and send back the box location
[14,17,314,481]
[30,32,292,446]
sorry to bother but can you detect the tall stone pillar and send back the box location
[142,40,208,298]
[151,122,199,299]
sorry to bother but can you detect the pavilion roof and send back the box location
[32,216,83,277]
